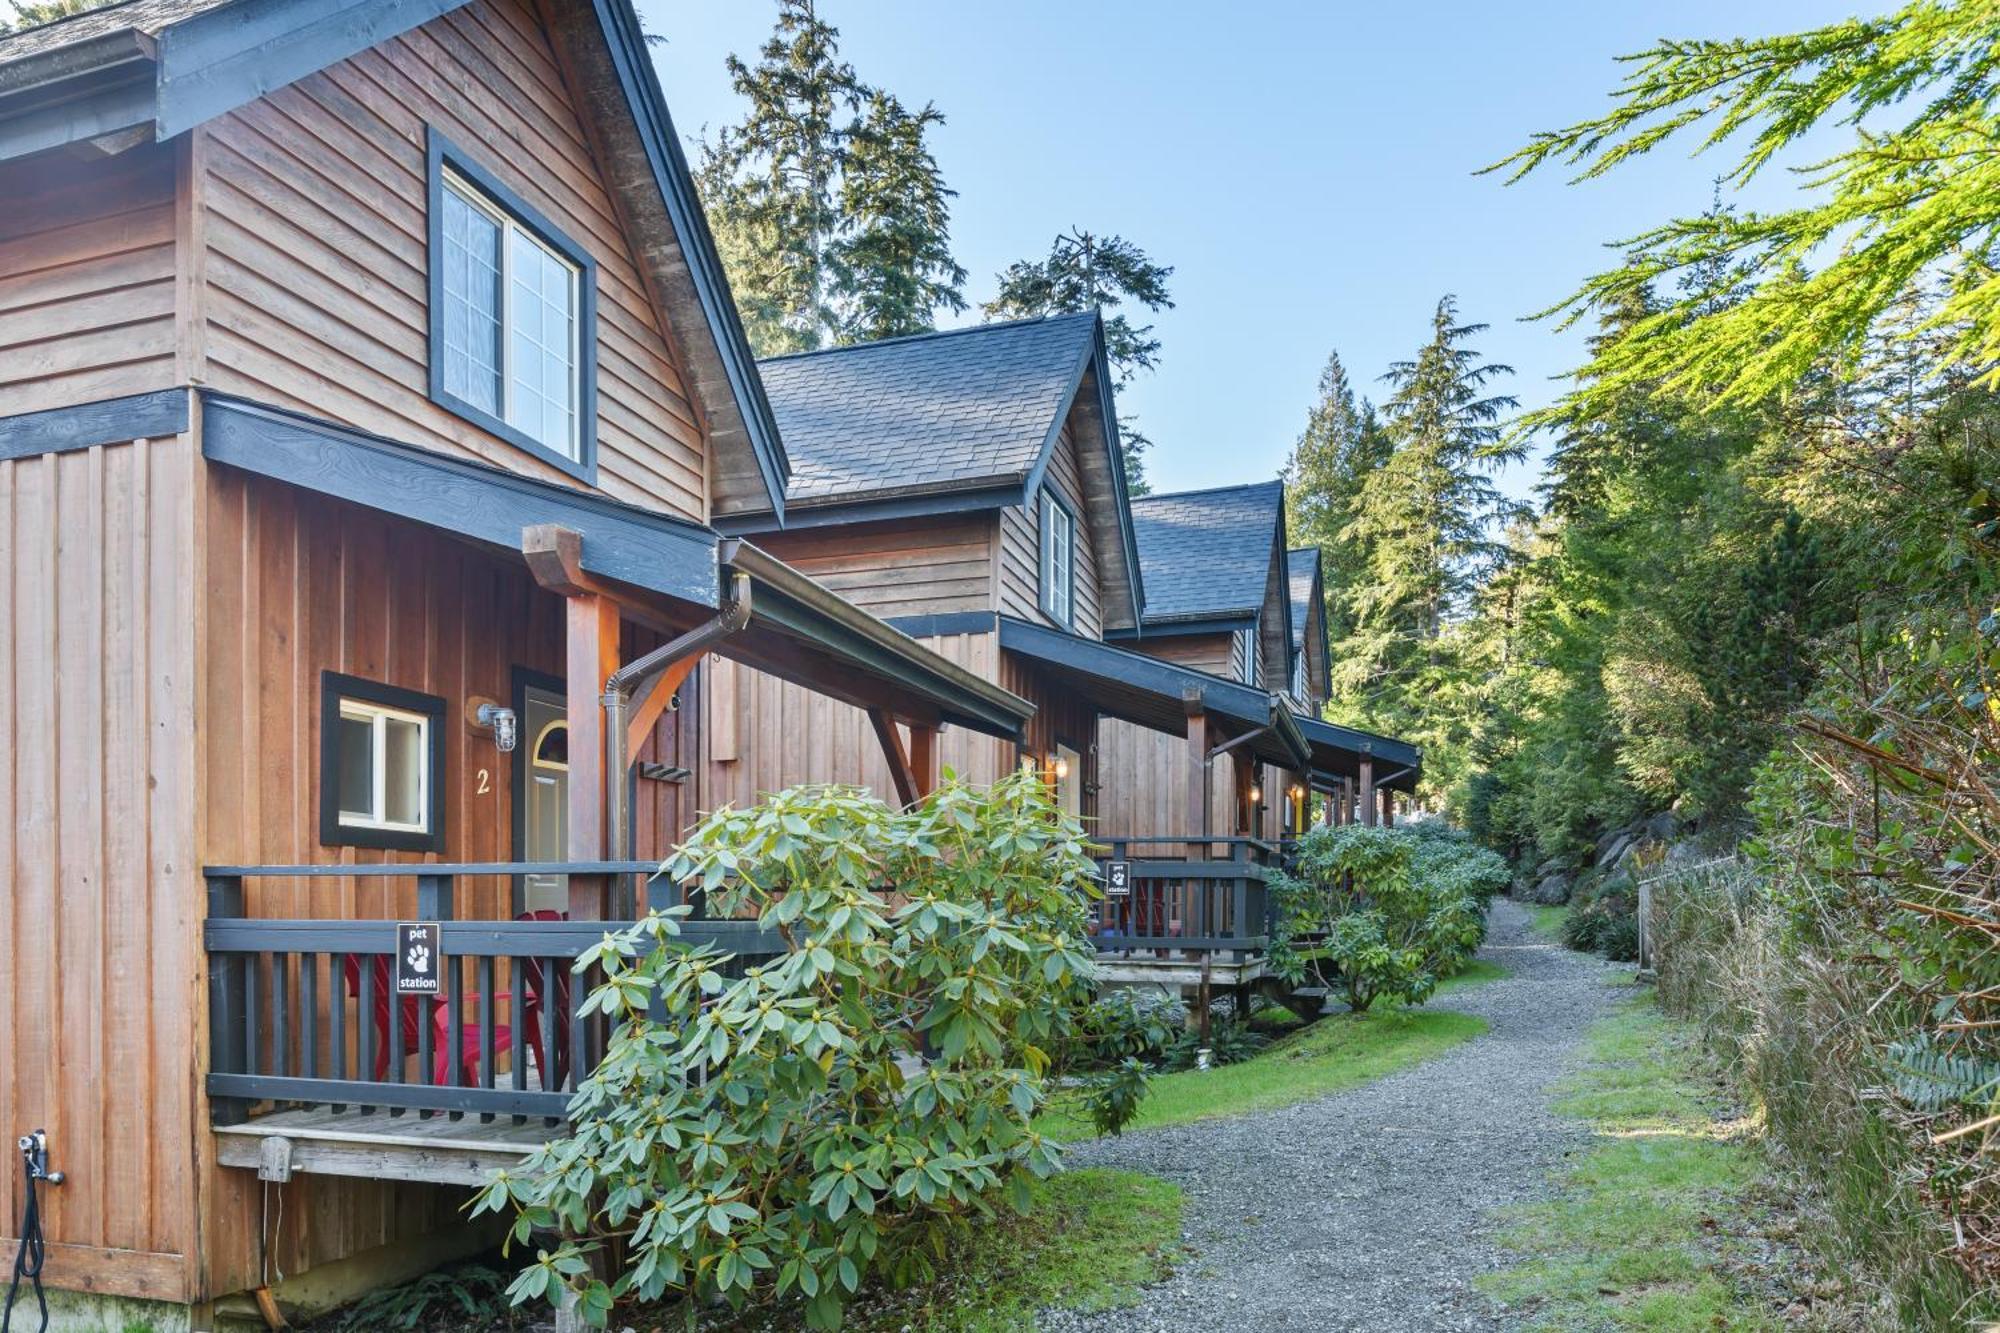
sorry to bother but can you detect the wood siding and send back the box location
[193,0,709,520]
[1128,631,1239,681]
[1095,716,1239,842]
[196,468,692,1294]
[0,142,179,418]
[0,436,198,1302]
[998,415,1103,636]
[753,515,994,620]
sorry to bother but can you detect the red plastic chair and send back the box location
[428,909,573,1087]
[341,953,434,1081]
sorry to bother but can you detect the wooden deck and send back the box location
[214,1107,555,1186]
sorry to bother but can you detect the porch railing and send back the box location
[204,862,784,1126]
[1089,837,1276,958]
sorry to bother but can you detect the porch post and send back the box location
[908,722,941,798]
[1183,686,1210,856]
[1381,787,1396,827]
[566,592,620,919]
[1359,755,1377,827]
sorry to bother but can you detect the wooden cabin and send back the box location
[0,1,1034,1326]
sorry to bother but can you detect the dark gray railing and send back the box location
[1089,837,1274,958]
[204,862,784,1126]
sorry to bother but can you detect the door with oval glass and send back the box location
[521,684,568,914]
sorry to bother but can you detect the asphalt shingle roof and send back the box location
[1130,481,1285,623]
[1287,548,1320,650]
[756,313,1097,505]
[0,0,232,64]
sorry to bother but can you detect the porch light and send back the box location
[1249,783,1263,804]
[1053,755,1070,780]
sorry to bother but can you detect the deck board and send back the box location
[214,1106,557,1186]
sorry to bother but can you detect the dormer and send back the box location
[1287,547,1331,709]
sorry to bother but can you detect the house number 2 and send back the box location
[476,768,491,795]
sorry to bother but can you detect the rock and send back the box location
[1595,831,1633,870]
[1529,870,1573,905]
[1645,811,1679,841]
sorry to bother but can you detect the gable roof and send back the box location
[0,0,789,516]
[755,313,1099,508]
[1126,480,1287,627]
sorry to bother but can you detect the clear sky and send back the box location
[640,0,1851,502]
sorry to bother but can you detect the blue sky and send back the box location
[642,0,1850,502]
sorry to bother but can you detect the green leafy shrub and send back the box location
[1269,823,1487,1012]
[1160,1018,1267,1071]
[330,1263,511,1332]
[478,772,1115,1329]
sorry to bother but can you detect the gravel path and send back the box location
[1048,898,1631,1333]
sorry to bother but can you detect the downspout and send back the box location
[602,570,751,906]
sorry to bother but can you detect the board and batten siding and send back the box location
[0,142,179,419]
[0,435,198,1302]
[193,0,709,521]
[997,416,1103,637]
[196,468,696,1294]
[1095,715,1237,842]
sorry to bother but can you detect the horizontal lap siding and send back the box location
[998,416,1103,636]
[199,470,572,1295]
[754,515,995,619]
[0,437,197,1300]
[197,0,707,521]
[0,143,177,417]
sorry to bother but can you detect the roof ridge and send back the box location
[1131,477,1286,506]
[757,311,1096,366]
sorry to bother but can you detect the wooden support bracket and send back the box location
[869,708,919,807]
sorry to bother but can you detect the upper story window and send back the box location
[1040,493,1076,627]
[1291,650,1306,700]
[426,129,597,484]
[320,672,446,852]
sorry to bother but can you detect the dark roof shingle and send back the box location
[757,313,1096,506]
[0,0,231,64]
[1130,481,1285,623]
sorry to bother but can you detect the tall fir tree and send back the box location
[830,93,967,342]
[696,1,962,355]
[1336,298,1520,762]
[983,229,1173,493]
[1284,351,1392,648]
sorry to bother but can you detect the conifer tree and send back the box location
[1283,351,1391,644]
[697,1,962,354]
[983,229,1174,493]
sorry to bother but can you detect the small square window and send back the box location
[427,129,597,484]
[1040,494,1076,628]
[320,673,446,852]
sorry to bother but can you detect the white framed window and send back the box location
[1040,494,1076,627]
[321,673,446,851]
[428,129,597,482]
[336,700,431,833]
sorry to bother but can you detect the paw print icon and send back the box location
[406,942,431,975]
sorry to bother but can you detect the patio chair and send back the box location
[426,909,574,1088]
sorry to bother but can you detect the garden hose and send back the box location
[2,1130,61,1333]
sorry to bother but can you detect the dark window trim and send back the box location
[425,126,599,486]
[1039,489,1077,629]
[319,670,448,853]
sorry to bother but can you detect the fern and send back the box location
[1884,1035,2000,1114]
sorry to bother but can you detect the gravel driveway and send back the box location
[1049,898,1629,1333]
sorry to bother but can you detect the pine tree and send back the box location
[696,1,962,355]
[983,229,1173,493]
[1283,351,1391,645]
[1337,298,1521,734]
[830,93,967,342]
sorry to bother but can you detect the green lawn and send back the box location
[1038,969,1502,1141]
[1527,904,1568,940]
[1478,995,1777,1331]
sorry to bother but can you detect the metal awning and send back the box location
[201,393,1033,742]
[1295,713,1421,792]
[997,616,1308,768]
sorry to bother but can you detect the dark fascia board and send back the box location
[0,0,468,162]
[0,388,188,460]
[1017,314,1144,628]
[1295,712,1422,784]
[997,616,1271,731]
[200,393,720,608]
[714,480,1024,534]
[588,0,788,518]
[154,0,471,138]
[1104,614,1256,642]
[723,543,1031,741]
[424,126,599,486]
